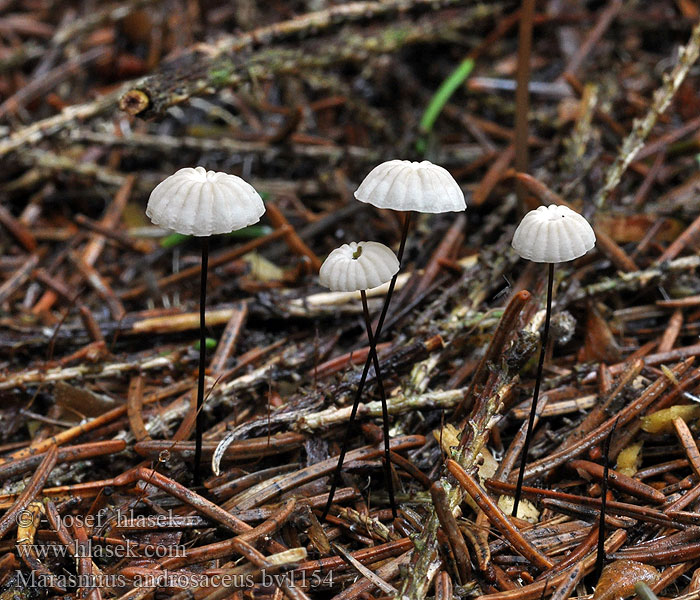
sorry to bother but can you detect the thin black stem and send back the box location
[320,363,364,520]
[193,237,209,486]
[321,212,411,520]
[593,418,618,583]
[512,262,554,516]
[361,289,397,518]
[374,211,411,336]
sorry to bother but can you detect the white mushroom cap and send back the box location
[319,241,400,292]
[146,166,265,236]
[512,204,596,263]
[354,160,466,213]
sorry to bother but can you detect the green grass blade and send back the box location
[417,57,474,153]
[419,58,474,134]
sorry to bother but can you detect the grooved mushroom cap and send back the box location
[512,204,596,263]
[319,241,400,292]
[354,160,466,213]
[146,166,265,236]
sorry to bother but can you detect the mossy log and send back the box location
[119,1,503,118]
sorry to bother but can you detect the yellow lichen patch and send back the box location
[434,423,460,455]
[616,441,643,477]
[433,425,499,513]
[242,252,285,282]
[641,405,700,434]
[497,495,539,523]
[478,447,498,482]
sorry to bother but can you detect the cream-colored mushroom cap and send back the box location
[354,160,465,213]
[512,204,595,263]
[319,241,400,292]
[146,166,265,236]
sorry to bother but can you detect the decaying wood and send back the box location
[118,0,491,118]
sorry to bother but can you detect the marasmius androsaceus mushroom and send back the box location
[146,166,265,484]
[510,204,595,516]
[319,241,400,518]
[323,160,465,520]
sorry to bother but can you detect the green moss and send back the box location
[208,66,233,87]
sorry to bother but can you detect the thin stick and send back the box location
[513,262,554,515]
[194,237,209,485]
[447,459,553,570]
[0,445,58,539]
[321,212,411,520]
[361,289,397,518]
[593,418,617,582]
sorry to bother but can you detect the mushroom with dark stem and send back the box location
[510,203,595,516]
[146,166,265,484]
[318,241,400,517]
[322,159,466,520]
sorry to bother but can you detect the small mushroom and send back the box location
[322,159,465,520]
[511,204,595,263]
[319,241,399,518]
[146,166,264,484]
[319,241,399,292]
[510,204,595,515]
[352,160,465,336]
[146,166,264,236]
[354,159,466,213]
